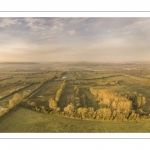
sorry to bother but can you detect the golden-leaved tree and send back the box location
[89,88,132,120]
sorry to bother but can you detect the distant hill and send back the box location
[0,62,39,64]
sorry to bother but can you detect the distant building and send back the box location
[27,90,32,92]
[62,76,66,79]
[37,96,43,98]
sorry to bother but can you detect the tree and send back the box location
[75,97,80,107]
[9,99,15,109]
[9,93,22,109]
[12,93,21,103]
[136,97,142,108]
[55,89,62,102]
[61,82,66,90]
[56,107,60,113]
[64,103,75,117]
[96,108,111,120]
[39,106,48,114]
[135,96,146,108]
[141,97,146,106]
[81,108,88,119]
[129,110,138,120]
[55,96,60,102]
[49,98,57,110]
[87,107,94,119]
[23,91,28,98]
[30,102,36,107]
[111,101,117,110]
[74,86,77,91]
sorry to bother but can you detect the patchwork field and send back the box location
[1,62,150,132]
[27,80,63,107]
[0,83,39,107]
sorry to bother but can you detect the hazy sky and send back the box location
[0,17,150,62]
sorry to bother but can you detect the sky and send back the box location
[0,17,150,62]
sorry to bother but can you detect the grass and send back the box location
[79,71,119,79]
[0,84,26,99]
[0,77,24,83]
[58,80,98,111]
[0,83,39,107]
[58,85,75,110]
[79,88,98,110]
[0,107,150,132]
[28,80,63,106]
[64,72,76,80]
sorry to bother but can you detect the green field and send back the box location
[0,107,150,132]
[0,83,39,107]
[1,62,150,132]
[27,80,63,107]
[58,84,75,110]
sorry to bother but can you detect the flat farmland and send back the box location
[1,62,150,133]
[79,88,98,110]
[91,75,150,98]
[63,72,76,80]
[0,84,27,99]
[78,71,119,79]
[0,82,24,92]
[27,80,63,107]
[0,77,25,84]
[58,85,75,110]
[0,83,39,107]
[23,77,44,83]
[66,80,81,85]
[90,74,150,113]
[58,83,98,111]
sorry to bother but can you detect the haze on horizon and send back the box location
[0,17,150,62]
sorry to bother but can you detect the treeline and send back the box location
[62,102,146,121]
[20,79,67,114]
[120,91,146,114]
[0,93,22,118]
[62,89,131,121]
[49,80,66,112]
[34,86,148,121]
[90,88,132,119]
[0,77,54,118]
[20,100,50,114]
[0,83,34,101]
[99,80,118,86]
[74,86,80,107]
[120,91,146,108]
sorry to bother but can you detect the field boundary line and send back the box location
[0,83,34,101]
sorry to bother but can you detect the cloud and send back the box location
[67,30,76,35]
[0,18,19,28]
[24,18,45,30]
[0,17,150,62]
